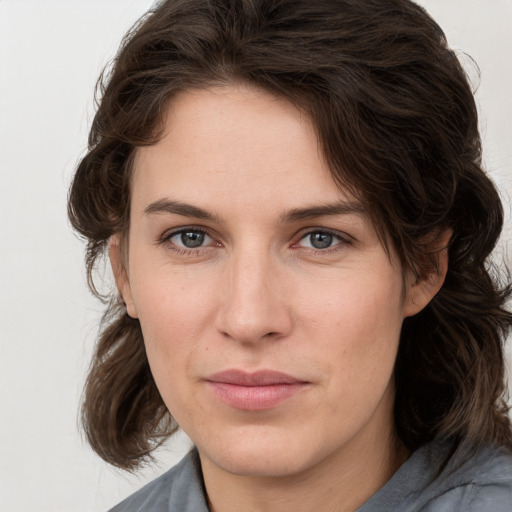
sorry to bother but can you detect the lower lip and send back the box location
[206,382,307,410]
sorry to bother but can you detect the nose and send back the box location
[215,248,293,345]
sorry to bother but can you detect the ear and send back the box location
[403,229,452,318]
[109,235,138,319]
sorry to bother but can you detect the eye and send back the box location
[297,230,346,250]
[167,229,215,249]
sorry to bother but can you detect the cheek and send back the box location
[301,266,404,340]
[300,271,404,395]
[129,266,217,391]
[130,256,217,338]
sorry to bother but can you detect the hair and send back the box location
[68,0,512,470]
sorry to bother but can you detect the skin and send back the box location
[111,84,448,512]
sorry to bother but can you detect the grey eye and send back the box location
[181,231,205,248]
[309,232,334,249]
[169,230,213,249]
[299,231,344,250]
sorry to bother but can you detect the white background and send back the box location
[0,1,511,510]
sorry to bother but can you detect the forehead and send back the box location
[131,84,355,214]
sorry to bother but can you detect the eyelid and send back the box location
[291,227,353,251]
[295,227,353,242]
[158,225,221,249]
[160,223,210,237]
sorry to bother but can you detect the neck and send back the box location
[199,399,409,512]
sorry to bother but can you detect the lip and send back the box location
[204,370,309,410]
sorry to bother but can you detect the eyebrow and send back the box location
[279,201,366,223]
[144,199,220,222]
[144,198,365,223]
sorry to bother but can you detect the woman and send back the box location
[68,0,512,510]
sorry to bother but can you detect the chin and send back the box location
[208,446,310,478]
[195,424,333,478]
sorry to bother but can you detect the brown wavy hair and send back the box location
[68,0,512,470]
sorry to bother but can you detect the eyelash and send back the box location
[158,227,352,255]
[158,227,220,256]
[293,229,352,254]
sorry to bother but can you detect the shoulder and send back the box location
[420,444,512,512]
[359,441,512,512]
[108,449,209,512]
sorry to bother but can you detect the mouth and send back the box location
[204,369,310,410]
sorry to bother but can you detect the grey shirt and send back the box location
[109,441,512,511]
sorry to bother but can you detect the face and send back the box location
[114,84,432,479]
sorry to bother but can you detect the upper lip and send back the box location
[205,369,306,386]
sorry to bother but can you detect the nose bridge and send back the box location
[217,242,291,343]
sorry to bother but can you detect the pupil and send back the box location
[181,231,204,248]
[310,232,332,249]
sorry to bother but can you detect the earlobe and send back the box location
[403,229,452,318]
[109,236,138,319]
